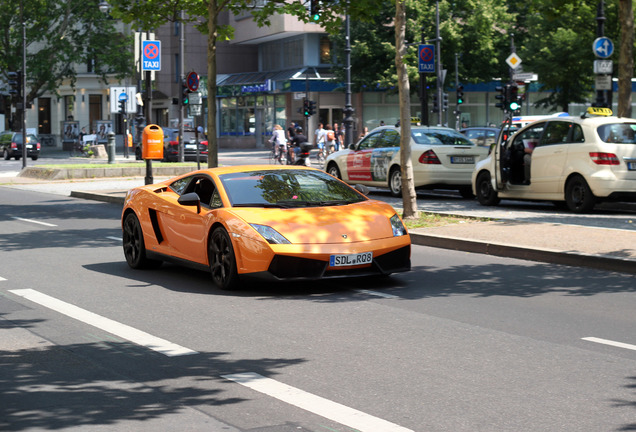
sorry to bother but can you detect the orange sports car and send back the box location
[121,165,411,290]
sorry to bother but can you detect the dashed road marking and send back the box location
[582,337,636,352]
[9,289,197,357]
[11,217,57,227]
[106,236,122,242]
[222,372,414,432]
[357,289,399,299]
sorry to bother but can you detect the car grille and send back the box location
[267,245,411,280]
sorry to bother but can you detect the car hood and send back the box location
[229,201,398,244]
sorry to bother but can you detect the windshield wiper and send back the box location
[233,202,294,208]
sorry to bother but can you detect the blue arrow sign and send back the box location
[118,92,128,101]
[593,37,614,59]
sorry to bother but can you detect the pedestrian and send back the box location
[324,124,336,154]
[333,123,343,152]
[315,123,326,158]
[287,122,296,141]
[359,126,369,140]
[269,124,287,162]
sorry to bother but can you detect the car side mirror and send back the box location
[178,192,201,214]
[354,184,370,196]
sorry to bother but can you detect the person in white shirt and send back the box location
[269,124,287,162]
[314,123,326,158]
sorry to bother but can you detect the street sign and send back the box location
[418,44,435,73]
[189,92,201,105]
[593,37,614,59]
[142,40,161,71]
[593,60,613,74]
[186,71,199,92]
[109,86,137,113]
[595,75,612,91]
[512,72,538,82]
[506,53,522,69]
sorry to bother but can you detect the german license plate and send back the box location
[186,144,196,149]
[628,162,636,171]
[329,252,372,267]
[450,156,474,164]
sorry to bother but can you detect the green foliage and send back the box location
[0,0,133,104]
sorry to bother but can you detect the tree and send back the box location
[0,0,132,112]
[395,0,418,219]
[618,0,633,118]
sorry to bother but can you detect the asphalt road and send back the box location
[2,187,636,431]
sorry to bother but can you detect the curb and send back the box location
[411,233,636,275]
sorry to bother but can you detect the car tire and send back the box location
[3,149,9,160]
[31,156,38,161]
[475,171,500,206]
[122,212,162,269]
[389,166,402,197]
[327,162,341,179]
[565,175,596,213]
[209,226,239,290]
[459,186,475,199]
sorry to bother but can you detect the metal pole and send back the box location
[178,10,185,162]
[420,27,428,126]
[144,32,153,185]
[594,1,607,107]
[21,0,27,168]
[343,9,355,148]
[435,0,442,124]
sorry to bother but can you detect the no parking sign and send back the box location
[142,40,161,71]
[418,44,435,73]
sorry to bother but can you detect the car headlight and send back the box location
[390,214,408,237]
[250,224,291,244]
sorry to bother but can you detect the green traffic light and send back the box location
[509,101,520,111]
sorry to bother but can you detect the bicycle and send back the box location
[269,144,286,165]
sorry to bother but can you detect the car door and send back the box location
[157,175,217,265]
[345,130,383,182]
[370,129,400,182]
[531,121,573,194]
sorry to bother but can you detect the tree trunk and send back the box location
[618,0,633,118]
[207,0,219,168]
[395,0,419,219]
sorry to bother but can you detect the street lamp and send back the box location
[98,1,110,14]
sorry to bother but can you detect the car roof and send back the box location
[369,125,465,134]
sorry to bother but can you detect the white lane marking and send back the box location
[9,289,197,357]
[11,217,57,227]
[357,289,399,299]
[106,236,122,242]
[582,337,636,352]
[0,276,6,282]
[222,372,414,432]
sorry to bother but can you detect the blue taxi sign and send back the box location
[593,37,614,59]
[142,40,161,71]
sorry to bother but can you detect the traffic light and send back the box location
[310,0,320,21]
[119,99,126,115]
[182,82,190,105]
[307,100,317,116]
[431,93,439,113]
[508,84,520,111]
[442,93,449,111]
[8,71,21,100]
[495,85,507,111]
[456,85,464,105]
[303,99,310,117]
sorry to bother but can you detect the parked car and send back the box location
[0,131,41,161]
[473,107,636,213]
[324,125,489,198]
[460,127,500,148]
[163,128,208,162]
[121,165,411,290]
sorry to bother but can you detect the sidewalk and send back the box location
[2,167,635,276]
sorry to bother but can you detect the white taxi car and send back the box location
[472,108,636,213]
[324,126,489,197]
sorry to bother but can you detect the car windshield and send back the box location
[220,169,367,207]
[597,123,636,144]
[412,129,474,146]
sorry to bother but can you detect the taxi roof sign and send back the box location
[586,107,613,117]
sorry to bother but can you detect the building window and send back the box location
[219,93,286,136]
[262,37,304,71]
[320,36,331,64]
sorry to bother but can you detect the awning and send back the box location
[216,67,334,86]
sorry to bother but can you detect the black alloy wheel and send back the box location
[122,213,161,269]
[209,227,239,290]
[475,171,500,206]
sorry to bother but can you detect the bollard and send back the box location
[107,130,116,164]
